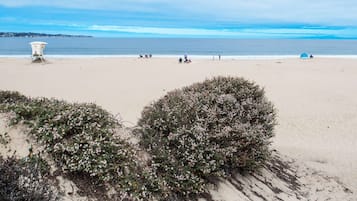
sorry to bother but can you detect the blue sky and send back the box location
[1,0,357,38]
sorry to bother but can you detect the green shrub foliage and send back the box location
[0,155,58,201]
[137,76,277,198]
[4,98,125,180]
[0,92,159,200]
[0,76,277,200]
[0,91,29,105]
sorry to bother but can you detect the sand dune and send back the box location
[1,57,356,199]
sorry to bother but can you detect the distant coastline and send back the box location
[0,32,92,38]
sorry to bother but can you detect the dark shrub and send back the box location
[0,91,28,105]
[137,76,277,198]
[0,155,58,201]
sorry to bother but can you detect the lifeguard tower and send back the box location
[30,41,48,62]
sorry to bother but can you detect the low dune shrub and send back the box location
[0,92,159,200]
[137,76,277,198]
[0,76,277,200]
[0,91,29,105]
[0,155,58,201]
[3,98,125,180]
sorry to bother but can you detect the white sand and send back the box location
[1,57,356,199]
[0,114,32,158]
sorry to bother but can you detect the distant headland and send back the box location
[0,32,92,38]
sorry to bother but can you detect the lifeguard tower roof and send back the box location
[30,41,48,45]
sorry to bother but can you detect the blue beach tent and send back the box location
[300,52,309,59]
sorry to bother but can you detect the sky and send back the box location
[1,0,357,38]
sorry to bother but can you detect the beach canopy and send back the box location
[30,41,48,62]
[300,52,309,59]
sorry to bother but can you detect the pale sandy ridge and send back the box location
[0,57,356,199]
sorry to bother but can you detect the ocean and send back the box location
[1,38,357,57]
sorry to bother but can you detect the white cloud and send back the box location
[88,25,238,36]
[87,24,357,38]
[1,0,357,25]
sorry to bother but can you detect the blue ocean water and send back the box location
[1,38,357,56]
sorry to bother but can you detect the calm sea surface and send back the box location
[1,38,357,56]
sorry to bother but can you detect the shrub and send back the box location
[0,92,160,200]
[0,155,58,201]
[137,76,277,198]
[2,98,126,180]
[0,91,28,103]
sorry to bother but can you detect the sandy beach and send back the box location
[1,57,357,198]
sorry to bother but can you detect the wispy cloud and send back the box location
[87,24,357,38]
[88,25,237,37]
[1,0,357,25]
[1,1,357,38]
